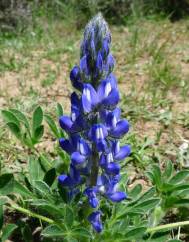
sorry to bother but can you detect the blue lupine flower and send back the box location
[88,211,103,233]
[84,187,99,208]
[58,13,131,232]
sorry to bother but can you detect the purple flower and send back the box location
[70,66,82,90]
[58,164,81,187]
[84,187,99,208]
[57,13,130,232]
[88,211,103,233]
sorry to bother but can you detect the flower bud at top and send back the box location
[81,13,111,58]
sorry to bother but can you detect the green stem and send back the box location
[8,204,189,235]
[10,204,54,224]
[147,220,189,233]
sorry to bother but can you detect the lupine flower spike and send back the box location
[58,13,131,233]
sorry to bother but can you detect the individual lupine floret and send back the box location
[58,13,130,233]
[88,211,103,233]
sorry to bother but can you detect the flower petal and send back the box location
[114,145,131,161]
[97,79,111,102]
[58,174,74,187]
[110,119,129,138]
[70,65,80,81]
[107,191,127,202]
[107,73,117,89]
[88,124,108,142]
[82,84,98,113]
[96,139,108,152]
[101,38,109,59]
[59,138,74,154]
[84,188,99,208]
[88,211,103,233]
[70,66,82,90]
[77,138,91,156]
[99,154,106,168]
[71,151,86,166]
[69,164,81,184]
[102,88,119,107]
[96,51,103,73]
[59,116,73,132]
[71,115,87,132]
[106,108,121,129]
[80,55,90,76]
[71,92,81,121]
[106,162,120,175]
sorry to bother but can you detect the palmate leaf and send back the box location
[124,226,147,240]
[1,110,20,127]
[141,234,170,242]
[43,168,56,187]
[128,183,143,200]
[169,170,189,184]
[1,223,18,241]
[6,122,21,140]
[33,180,52,198]
[163,184,189,193]
[164,195,189,209]
[126,187,156,208]
[139,187,156,202]
[42,224,65,237]
[56,103,64,117]
[162,160,173,179]
[146,165,162,190]
[72,227,92,239]
[133,198,160,212]
[29,157,44,185]
[64,206,74,228]
[31,199,64,218]
[0,174,14,195]
[9,108,30,129]
[39,154,52,172]
[32,106,43,133]
[118,198,160,219]
[0,173,33,199]
[13,180,33,198]
[45,114,60,138]
[33,125,44,142]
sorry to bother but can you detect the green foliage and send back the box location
[0,223,18,242]
[1,103,189,241]
[1,105,65,149]
[147,161,189,212]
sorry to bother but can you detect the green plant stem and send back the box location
[10,204,54,224]
[147,220,189,233]
[8,204,189,234]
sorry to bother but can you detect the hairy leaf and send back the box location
[42,225,65,237]
[32,106,43,133]
[1,223,17,241]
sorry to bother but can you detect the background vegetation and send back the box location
[1,0,189,241]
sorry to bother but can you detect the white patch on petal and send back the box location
[104,82,111,97]
[71,112,76,122]
[84,88,91,102]
[107,153,113,163]
[99,185,105,193]
[99,127,104,138]
[96,127,104,139]
[112,115,117,128]
[79,142,85,155]
[115,141,120,154]
[112,184,118,193]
